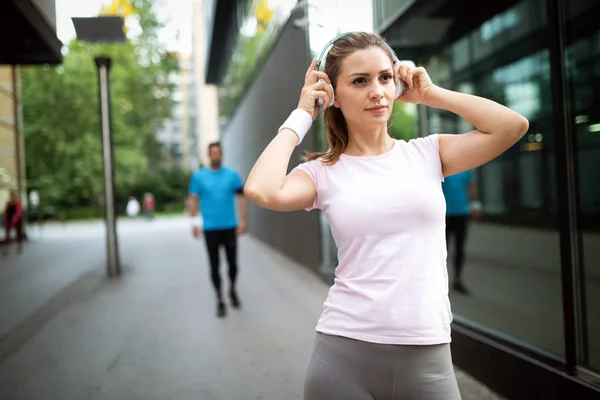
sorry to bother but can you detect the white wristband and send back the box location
[470,201,482,212]
[278,109,313,146]
[190,216,203,229]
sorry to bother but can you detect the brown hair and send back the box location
[304,32,397,165]
[207,142,221,153]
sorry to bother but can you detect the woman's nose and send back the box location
[369,83,385,99]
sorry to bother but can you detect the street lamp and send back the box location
[72,16,126,278]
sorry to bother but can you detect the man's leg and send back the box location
[453,215,470,294]
[204,230,226,317]
[222,228,240,308]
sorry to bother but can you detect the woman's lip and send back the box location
[366,105,388,110]
[367,107,388,114]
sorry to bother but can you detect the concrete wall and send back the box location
[0,66,25,208]
[221,6,322,270]
[193,0,220,167]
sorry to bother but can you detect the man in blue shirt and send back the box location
[188,142,247,318]
[442,169,481,295]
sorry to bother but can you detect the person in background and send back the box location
[3,189,24,255]
[126,196,140,219]
[442,169,482,295]
[143,193,155,222]
[188,142,247,318]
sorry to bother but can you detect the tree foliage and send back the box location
[389,102,417,141]
[22,0,182,214]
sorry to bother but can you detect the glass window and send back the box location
[563,0,600,372]
[457,52,564,360]
[425,0,565,360]
[452,36,470,72]
[373,0,411,29]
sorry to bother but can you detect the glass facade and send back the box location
[373,0,413,31]
[563,0,600,372]
[375,0,600,381]
[423,0,564,360]
[218,0,299,121]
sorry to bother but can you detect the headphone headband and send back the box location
[315,32,406,106]
[316,32,399,71]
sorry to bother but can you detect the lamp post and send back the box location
[72,16,126,278]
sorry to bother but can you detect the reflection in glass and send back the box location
[564,0,600,372]
[425,0,565,359]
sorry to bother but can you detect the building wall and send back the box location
[180,53,192,171]
[0,66,25,209]
[155,53,194,170]
[220,6,322,270]
[193,0,220,168]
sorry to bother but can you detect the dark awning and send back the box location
[379,0,520,58]
[0,0,63,65]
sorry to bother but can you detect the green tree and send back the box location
[389,102,417,141]
[22,0,179,213]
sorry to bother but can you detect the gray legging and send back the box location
[304,333,462,400]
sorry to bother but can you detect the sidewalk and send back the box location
[0,217,503,400]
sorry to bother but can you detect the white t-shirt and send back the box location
[294,134,452,345]
[126,200,140,217]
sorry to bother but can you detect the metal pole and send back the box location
[95,56,120,278]
[11,66,22,197]
[11,66,25,222]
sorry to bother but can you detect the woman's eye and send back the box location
[381,74,393,81]
[353,77,367,84]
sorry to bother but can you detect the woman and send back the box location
[3,190,24,254]
[244,32,528,399]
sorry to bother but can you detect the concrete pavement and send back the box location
[0,217,503,399]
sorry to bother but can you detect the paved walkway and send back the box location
[0,217,503,400]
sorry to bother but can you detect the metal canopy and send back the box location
[72,16,126,44]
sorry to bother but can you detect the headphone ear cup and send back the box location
[395,79,406,99]
[317,86,335,107]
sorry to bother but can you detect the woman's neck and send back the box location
[344,123,393,157]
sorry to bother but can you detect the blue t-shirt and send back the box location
[442,170,473,216]
[189,167,244,231]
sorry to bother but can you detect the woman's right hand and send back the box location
[297,58,334,121]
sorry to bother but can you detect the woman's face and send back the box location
[333,46,395,128]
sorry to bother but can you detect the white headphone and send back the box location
[316,32,407,107]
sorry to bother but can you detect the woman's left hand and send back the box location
[394,64,436,104]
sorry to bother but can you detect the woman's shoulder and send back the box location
[395,134,440,154]
[403,134,439,147]
[294,157,325,175]
[397,135,443,180]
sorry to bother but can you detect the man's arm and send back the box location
[188,194,200,217]
[236,188,247,234]
[188,173,203,237]
[468,176,482,218]
[468,182,479,203]
[188,194,203,237]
